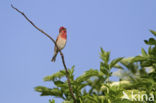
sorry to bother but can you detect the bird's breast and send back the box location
[56,37,66,50]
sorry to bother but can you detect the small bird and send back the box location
[51,26,67,62]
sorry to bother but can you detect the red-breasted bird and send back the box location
[51,26,67,62]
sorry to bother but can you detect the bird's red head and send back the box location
[59,26,67,39]
[59,26,66,33]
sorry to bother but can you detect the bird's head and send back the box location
[59,26,67,39]
[59,26,67,33]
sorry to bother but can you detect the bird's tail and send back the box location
[51,52,58,62]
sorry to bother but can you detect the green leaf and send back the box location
[113,64,123,69]
[100,67,109,75]
[100,48,110,63]
[131,56,147,62]
[100,62,109,69]
[100,48,105,54]
[150,46,156,56]
[150,30,156,37]
[77,83,88,90]
[63,101,72,103]
[100,62,110,75]
[54,80,64,85]
[148,46,152,55]
[49,99,55,103]
[35,86,62,97]
[105,52,110,63]
[54,80,68,87]
[120,61,138,74]
[84,95,98,103]
[144,40,148,44]
[140,61,152,67]
[149,38,156,44]
[44,70,66,81]
[68,66,75,81]
[76,69,99,83]
[110,57,123,68]
[144,38,156,45]
[141,48,147,56]
[70,65,75,74]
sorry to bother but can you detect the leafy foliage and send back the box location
[35,30,156,103]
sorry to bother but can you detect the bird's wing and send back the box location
[54,34,60,51]
[56,34,59,42]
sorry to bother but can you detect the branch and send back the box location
[11,4,77,103]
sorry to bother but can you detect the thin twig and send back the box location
[11,4,76,103]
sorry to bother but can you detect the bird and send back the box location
[51,26,67,62]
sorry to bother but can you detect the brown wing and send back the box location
[54,34,60,51]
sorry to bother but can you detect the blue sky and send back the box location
[1,0,156,103]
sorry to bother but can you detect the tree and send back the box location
[11,4,156,103]
[35,30,156,103]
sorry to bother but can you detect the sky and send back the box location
[0,0,156,103]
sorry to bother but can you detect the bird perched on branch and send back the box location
[51,26,67,62]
